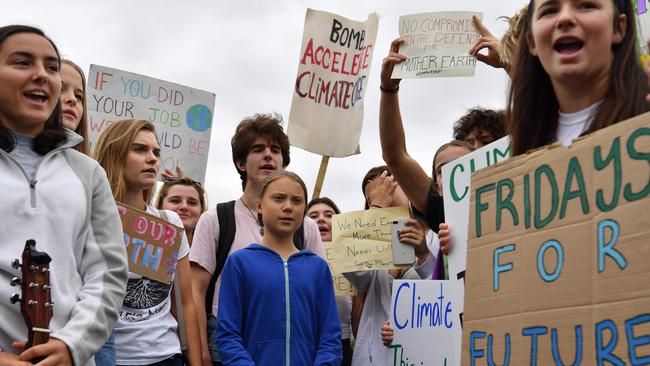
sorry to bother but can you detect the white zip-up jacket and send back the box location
[0,131,128,366]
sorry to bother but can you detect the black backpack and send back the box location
[204,200,305,314]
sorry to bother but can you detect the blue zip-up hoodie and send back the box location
[216,244,342,365]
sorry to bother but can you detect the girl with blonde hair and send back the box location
[95,119,202,366]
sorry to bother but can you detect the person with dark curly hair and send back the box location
[452,107,507,149]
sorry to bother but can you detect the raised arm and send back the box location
[379,37,436,214]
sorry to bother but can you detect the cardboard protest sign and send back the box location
[331,206,409,273]
[462,113,650,365]
[87,65,215,183]
[442,136,511,283]
[323,242,355,296]
[288,9,378,157]
[392,11,481,79]
[390,280,464,366]
[117,203,183,284]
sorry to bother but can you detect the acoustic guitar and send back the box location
[10,239,53,362]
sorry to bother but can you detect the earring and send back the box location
[259,226,264,236]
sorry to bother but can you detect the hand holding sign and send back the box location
[330,206,410,272]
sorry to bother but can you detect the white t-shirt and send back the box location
[114,206,191,365]
[556,101,600,146]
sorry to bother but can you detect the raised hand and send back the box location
[469,15,505,70]
[381,37,407,90]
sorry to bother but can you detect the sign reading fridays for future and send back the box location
[461,114,650,365]
[87,65,215,183]
[390,280,464,366]
[288,9,378,157]
[117,203,183,284]
[392,11,482,79]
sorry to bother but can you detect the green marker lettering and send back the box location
[534,165,559,229]
[594,138,622,212]
[475,183,496,238]
[496,178,519,231]
[559,157,589,219]
[624,128,650,202]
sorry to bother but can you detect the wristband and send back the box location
[380,85,399,94]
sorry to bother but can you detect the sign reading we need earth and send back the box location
[87,65,215,183]
[322,241,355,296]
[288,9,378,157]
[462,113,650,365]
[330,206,409,273]
[392,11,482,79]
[390,280,464,366]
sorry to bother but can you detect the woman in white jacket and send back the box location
[0,25,128,366]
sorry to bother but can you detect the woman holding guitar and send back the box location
[0,25,128,366]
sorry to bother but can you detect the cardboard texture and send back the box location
[390,280,464,366]
[288,8,378,157]
[322,241,355,296]
[392,11,482,79]
[88,65,215,183]
[117,203,183,284]
[330,206,410,273]
[462,113,650,365]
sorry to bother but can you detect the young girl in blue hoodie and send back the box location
[216,171,342,365]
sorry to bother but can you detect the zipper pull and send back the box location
[29,180,37,208]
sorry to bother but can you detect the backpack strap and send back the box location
[205,200,237,315]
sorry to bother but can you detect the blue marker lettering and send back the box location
[597,219,627,273]
[493,244,516,291]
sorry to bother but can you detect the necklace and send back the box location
[240,199,264,235]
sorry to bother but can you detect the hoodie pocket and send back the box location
[291,339,316,364]
[255,339,316,365]
[256,340,285,365]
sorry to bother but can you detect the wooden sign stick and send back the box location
[312,156,330,199]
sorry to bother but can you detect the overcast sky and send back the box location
[3,0,525,213]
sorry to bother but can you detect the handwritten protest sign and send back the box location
[442,136,511,283]
[323,242,355,296]
[390,280,463,366]
[331,206,409,273]
[637,0,650,54]
[288,9,378,157]
[88,65,215,183]
[462,114,650,365]
[392,11,482,79]
[117,204,183,284]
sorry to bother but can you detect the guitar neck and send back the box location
[14,240,53,349]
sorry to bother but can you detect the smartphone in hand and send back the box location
[391,219,416,265]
